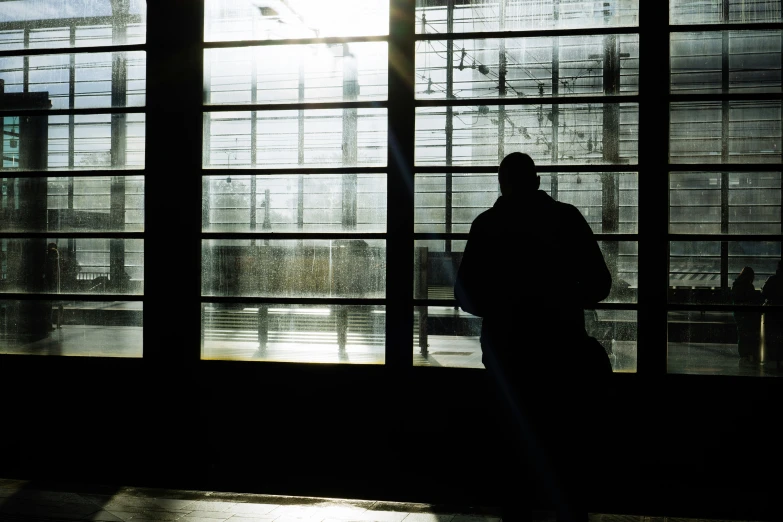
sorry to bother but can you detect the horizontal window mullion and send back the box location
[415,165,638,174]
[414,233,469,241]
[203,34,389,49]
[667,303,781,313]
[415,26,640,41]
[201,296,386,306]
[0,170,146,179]
[0,106,146,117]
[669,93,783,102]
[204,101,387,112]
[413,232,639,241]
[201,232,387,241]
[669,164,783,172]
[0,43,146,59]
[668,233,783,241]
[416,95,639,107]
[0,232,145,240]
[203,167,386,176]
[669,22,783,32]
[414,299,640,311]
[0,293,144,302]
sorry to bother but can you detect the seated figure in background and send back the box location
[761,260,783,368]
[731,266,764,365]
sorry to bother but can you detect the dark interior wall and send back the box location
[0,355,780,521]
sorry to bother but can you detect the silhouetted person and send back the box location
[42,242,62,330]
[761,260,783,369]
[732,266,764,365]
[454,152,612,522]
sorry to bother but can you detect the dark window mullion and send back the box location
[638,3,671,377]
[145,0,204,366]
[387,0,416,369]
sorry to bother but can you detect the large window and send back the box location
[667,0,782,376]
[1,0,781,377]
[0,0,146,357]
[201,0,389,363]
[412,0,640,370]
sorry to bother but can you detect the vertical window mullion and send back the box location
[637,2,670,377]
[145,0,204,366]
[387,0,416,369]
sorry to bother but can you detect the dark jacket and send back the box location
[454,190,612,367]
[762,270,783,307]
[732,279,763,307]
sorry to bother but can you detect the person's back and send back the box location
[454,152,612,522]
[455,153,611,373]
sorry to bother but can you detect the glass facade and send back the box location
[0,0,781,377]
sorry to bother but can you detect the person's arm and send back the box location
[454,220,486,317]
[761,276,775,302]
[568,205,612,306]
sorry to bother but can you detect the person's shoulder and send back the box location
[470,206,498,227]
[553,198,586,221]
[552,197,578,212]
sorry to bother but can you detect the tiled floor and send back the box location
[0,478,770,522]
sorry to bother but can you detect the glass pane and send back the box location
[0,299,142,356]
[670,31,782,94]
[730,172,782,234]
[415,240,636,303]
[415,103,639,166]
[202,302,384,364]
[0,175,144,232]
[669,241,781,303]
[669,172,782,234]
[0,51,146,110]
[205,43,387,105]
[0,0,146,50]
[415,0,639,33]
[204,109,387,169]
[668,309,782,377]
[0,238,143,295]
[0,114,145,172]
[669,240,723,294]
[670,0,782,24]
[669,101,782,164]
[414,173,496,234]
[669,172,722,233]
[202,239,386,298]
[415,172,638,234]
[411,306,636,372]
[541,172,638,233]
[203,174,386,233]
[416,35,639,100]
[413,306,483,369]
[587,309,637,373]
[600,240,637,303]
[204,0,389,42]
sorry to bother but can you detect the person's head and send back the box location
[498,152,539,197]
[47,242,57,252]
[738,266,755,283]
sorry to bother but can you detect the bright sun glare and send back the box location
[249,0,389,37]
